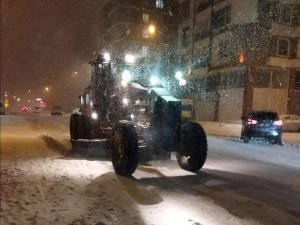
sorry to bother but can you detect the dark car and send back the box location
[0,102,4,115]
[241,111,282,145]
[51,105,63,116]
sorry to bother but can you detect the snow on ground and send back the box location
[1,115,300,225]
[1,115,262,225]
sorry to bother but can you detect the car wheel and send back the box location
[243,136,250,143]
[176,122,208,172]
[111,121,139,176]
[269,137,282,145]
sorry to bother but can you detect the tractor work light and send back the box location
[122,98,129,106]
[150,76,161,86]
[91,112,98,120]
[130,114,135,120]
[125,54,135,64]
[103,52,111,63]
[175,71,183,80]
[179,79,187,86]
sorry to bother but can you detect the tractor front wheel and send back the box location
[176,122,208,172]
[111,121,139,176]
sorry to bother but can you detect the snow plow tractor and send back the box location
[70,53,208,176]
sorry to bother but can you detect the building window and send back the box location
[182,26,190,48]
[197,1,210,13]
[212,6,231,29]
[142,46,149,56]
[271,70,288,88]
[143,13,149,23]
[277,38,290,56]
[193,54,208,69]
[278,5,299,26]
[231,71,245,88]
[219,41,229,58]
[220,73,228,89]
[143,29,149,39]
[220,71,245,89]
[156,0,164,9]
[270,2,300,26]
[206,75,220,92]
[180,0,190,18]
[295,72,300,90]
[255,69,271,88]
[195,19,210,42]
[255,68,288,88]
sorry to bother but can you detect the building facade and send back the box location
[98,0,179,59]
[177,0,300,122]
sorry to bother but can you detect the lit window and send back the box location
[156,0,164,9]
[277,38,290,56]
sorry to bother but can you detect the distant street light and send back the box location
[148,24,156,35]
[45,86,49,92]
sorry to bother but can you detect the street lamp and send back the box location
[45,86,49,92]
[148,24,156,35]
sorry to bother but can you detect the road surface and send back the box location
[1,114,300,225]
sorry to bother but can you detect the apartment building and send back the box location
[177,0,300,122]
[98,0,178,59]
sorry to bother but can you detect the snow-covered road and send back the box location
[1,114,300,225]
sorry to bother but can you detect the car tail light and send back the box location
[273,120,283,126]
[247,119,257,125]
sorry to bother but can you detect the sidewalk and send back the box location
[198,121,300,144]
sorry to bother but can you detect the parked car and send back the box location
[241,111,282,145]
[51,105,63,116]
[280,114,300,132]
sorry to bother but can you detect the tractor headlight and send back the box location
[91,112,98,120]
[103,52,111,63]
[150,76,161,86]
[130,114,135,120]
[122,98,129,105]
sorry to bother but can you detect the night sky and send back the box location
[1,0,104,110]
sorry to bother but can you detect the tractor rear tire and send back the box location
[70,114,79,140]
[111,121,139,176]
[176,122,207,172]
